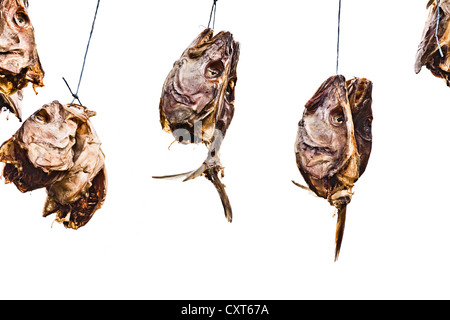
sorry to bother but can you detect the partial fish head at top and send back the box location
[415,0,450,85]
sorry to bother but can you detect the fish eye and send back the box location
[33,109,49,124]
[225,78,236,101]
[356,116,372,141]
[330,112,345,126]
[363,117,372,133]
[360,117,372,136]
[14,10,30,28]
[205,60,224,79]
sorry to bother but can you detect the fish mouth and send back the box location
[0,50,27,66]
[0,49,31,75]
[195,28,231,47]
[164,84,195,122]
[305,156,337,173]
[28,134,76,151]
[301,142,337,178]
[169,82,193,106]
[0,49,23,56]
[27,142,74,171]
[188,28,234,59]
[302,142,335,156]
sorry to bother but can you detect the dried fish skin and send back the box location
[0,101,107,229]
[156,28,239,222]
[0,0,44,120]
[415,0,450,85]
[346,78,373,177]
[43,165,107,230]
[0,135,66,192]
[294,75,373,260]
[19,103,78,172]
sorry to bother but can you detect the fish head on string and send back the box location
[295,75,353,184]
[159,28,238,145]
[0,100,107,229]
[294,75,374,261]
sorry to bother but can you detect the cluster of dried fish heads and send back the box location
[294,75,373,261]
[0,0,44,120]
[415,0,450,85]
[0,101,107,229]
[155,28,240,222]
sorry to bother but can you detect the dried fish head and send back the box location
[294,75,373,260]
[160,28,238,144]
[155,28,240,223]
[0,101,106,229]
[295,75,359,200]
[0,0,44,119]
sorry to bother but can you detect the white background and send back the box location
[0,0,448,299]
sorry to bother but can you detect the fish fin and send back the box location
[334,205,347,262]
[292,180,321,199]
[183,161,233,222]
[152,162,210,181]
[182,162,208,182]
[153,161,232,222]
[152,171,194,180]
[204,166,232,223]
[291,180,311,191]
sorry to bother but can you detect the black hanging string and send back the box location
[436,0,444,57]
[336,0,342,75]
[63,0,101,106]
[207,0,218,29]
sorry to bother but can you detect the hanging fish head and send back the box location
[295,75,359,202]
[0,100,107,229]
[160,28,238,145]
[415,0,450,85]
[295,75,373,261]
[17,101,79,172]
[0,0,44,119]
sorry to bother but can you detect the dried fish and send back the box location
[0,101,107,229]
[0,0,44,120]
[415,0,450,85]
[154,28,239,222]
[294,75,373,260]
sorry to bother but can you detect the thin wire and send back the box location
[62,77,81,105]
[207,0,218,29]
[336,0,342,75]
[436,0,444,57]
[63,0,101,106]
